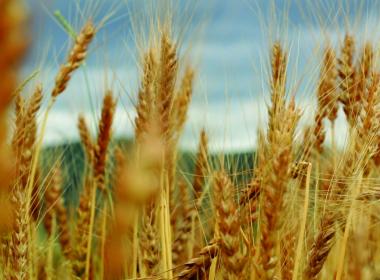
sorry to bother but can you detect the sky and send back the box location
[21,0,380,151]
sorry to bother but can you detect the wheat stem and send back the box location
[292,162,312,280]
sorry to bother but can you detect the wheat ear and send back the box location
[52,20,95,97]
[78,115,95,164]
[214,171,247,279]
[135,50,157,144]
[338,34,357,125]
[174,66,194,135]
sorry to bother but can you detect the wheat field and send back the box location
[2,0,380,279]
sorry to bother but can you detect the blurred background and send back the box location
[23,0,380,151]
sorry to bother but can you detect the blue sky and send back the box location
[22,0,380,150]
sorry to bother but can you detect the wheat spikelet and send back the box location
[214,171,247,279]
[72,176,92,278]
[19,85,43,189]
[304,212,336,280]
[25,85,43,123]
[313,47,338,153]
[361,73,379,135]
[140,216,160,276]
[193,129,208,202]
[12,86,42,177]
[267,42,288,156]
[269,41,287,124]
[175,66,194,135]
[338,34,357,125]
[1,235,14,278]
[78,115,95,164]
[240,178,260,225]
[135,50,157,144]
[357,43,374,103]
[157,32,178,142]
[12,94,25,154]
[51,20,95,98]
[324,48,339,123]
[11,190,29,280]
[94,91,116,192]
[172,180,193,265]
